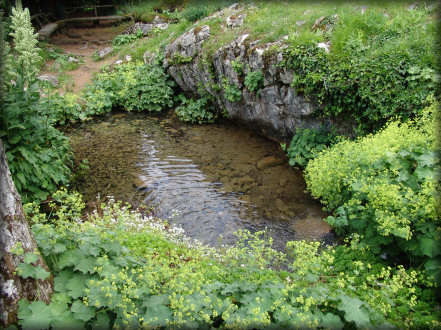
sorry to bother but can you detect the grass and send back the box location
[113,0,438,70]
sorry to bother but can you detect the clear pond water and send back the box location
[67,112,333,250]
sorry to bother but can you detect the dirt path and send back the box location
[41,23,131,94]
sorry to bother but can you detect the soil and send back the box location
[41,22,132,94]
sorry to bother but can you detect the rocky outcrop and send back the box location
[163,16,346,141]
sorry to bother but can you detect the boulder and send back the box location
[97,46,113,58]
[226,14,246,28]
[37,74,58,87]
[256,156,284,170]
[163,9,351,141]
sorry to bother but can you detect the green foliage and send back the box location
[244,70,264,93]
[170,52,193,65]
[40,92,85,125]
[83,62,175,116]
[305,102,441,281]
[285,126,341,168]
[17,190,440,329]
[16,252,50,280]
[182,5,209,22]
[231,60,244,75]
[1,3,72,202]
[282,7,438,132]
[112,29,144,46]
[175,94,217,124]
[222,78,242,103]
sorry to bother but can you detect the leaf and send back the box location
[74,257,96,274]
[337,295,370,327]
[320,313,344,329]
[18,301,53,330]
[53,243,67,254]
[66,274,88,299]
[23,253,39,264]
[71,300,95,322]
[54,270,74,293]
[56,249,84,270]
[17,263,35,279]
[91,311,111,329]
[34,266,51,280]
[419,237,440,258]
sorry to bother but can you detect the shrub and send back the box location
[175,94,217,124]
[231,60,244,75]
[40,93,85,125]
[284,126,341,168]
[182,5,209,22]
[305,101,441,281]
[222,78,242,102]
[15,190,441,329]
[112,29,144,46]
[282,8,438,133]
[83,62,175,115]
[244,70,264,93]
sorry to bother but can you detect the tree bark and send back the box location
[0,140,53,327]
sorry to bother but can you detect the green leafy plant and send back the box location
[244,70,264,93]
[112,29,144,46]
[305,102,441,282]
[15,189,441,329]
[281,8,438,133]
[175,94,217,124]
[285,126,341,168]
[182,5,209,22]
[83,62,175,116]
[1,2,72,202]
[231,60,244,76]
[40,92,86,125]
[170,52,193,65]
[222,78,242,103]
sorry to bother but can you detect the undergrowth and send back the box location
[305,100,441,284]
[14,189,441,329]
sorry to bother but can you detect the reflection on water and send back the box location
[68,112,333,250]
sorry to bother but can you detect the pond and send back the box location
[67,112,333,250]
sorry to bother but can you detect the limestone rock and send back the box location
[37,74,58,87]
[317,41,331,53]
[143,51,155,65]
[226,14,246,28]
[163,17,350,141]
[97,46,113,58]
[256,156,284,170]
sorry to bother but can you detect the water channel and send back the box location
[67,112,333,250]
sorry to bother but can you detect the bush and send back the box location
[175,94,217,124]
[244,70,264,93]
[305,101,440,281]
[222,78,242,102]
[15,190,441,329]
[83,62,175,115]
[40,93,85,126]
[282,8,438,133]
[182,5,209,22]
[112,29,144,46]
[284,126,341,168]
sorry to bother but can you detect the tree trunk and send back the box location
[0,140,53,327]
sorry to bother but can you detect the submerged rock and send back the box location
[256,156,284,170]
